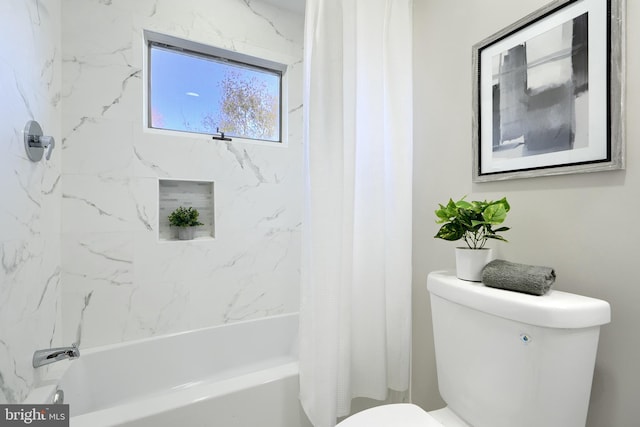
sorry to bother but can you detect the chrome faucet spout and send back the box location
[33,343,80,368]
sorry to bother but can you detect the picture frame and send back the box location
[472,0,625,182]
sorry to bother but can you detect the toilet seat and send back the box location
[336,404,443,427]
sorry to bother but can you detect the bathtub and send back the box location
[27,313,311,427]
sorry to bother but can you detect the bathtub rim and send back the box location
[78,311,298,356]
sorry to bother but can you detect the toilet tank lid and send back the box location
[427,271,611,329]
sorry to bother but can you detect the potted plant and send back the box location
[168,206,204,240]
[434,196,510,281]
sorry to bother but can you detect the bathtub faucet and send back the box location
[33,343,80,368]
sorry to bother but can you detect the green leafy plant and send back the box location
[168,206,204,228]
[434,197,510,249]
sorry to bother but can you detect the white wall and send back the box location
[0,0,62,403]
[60,0,304,348]
[413,1,640,425]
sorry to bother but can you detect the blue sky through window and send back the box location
[150,45,281,141]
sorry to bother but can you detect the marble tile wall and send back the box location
[0,0,63,403]
[60,0,304,348]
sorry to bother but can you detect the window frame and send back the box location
[143,30,287,144]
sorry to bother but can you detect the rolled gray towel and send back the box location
[482,259,556,296]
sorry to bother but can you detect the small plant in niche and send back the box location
[169,206,204,240]
[434,196,510,249]
[168,206,204,227]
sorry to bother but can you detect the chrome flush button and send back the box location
[520,333,532,344]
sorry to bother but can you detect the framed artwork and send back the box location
[472,0,625,182]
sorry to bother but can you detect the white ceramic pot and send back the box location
[177,226,195,240]
[455,247,493,282]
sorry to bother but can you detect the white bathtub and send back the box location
[27,313,311,427]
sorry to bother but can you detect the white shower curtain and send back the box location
[299,1,413,426]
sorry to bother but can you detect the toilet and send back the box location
[337,271,611,427]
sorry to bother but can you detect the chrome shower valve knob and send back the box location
[24,120,56,161]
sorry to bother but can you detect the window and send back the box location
[145,31,285,143]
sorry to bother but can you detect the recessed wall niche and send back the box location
[159,179,215,241]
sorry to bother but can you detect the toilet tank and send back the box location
[427,271,610,427]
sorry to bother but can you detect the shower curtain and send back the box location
[299,0,413,426]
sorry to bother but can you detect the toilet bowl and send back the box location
[336,404,471,427]
[336,271,611,427]
[336,404,441,427]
